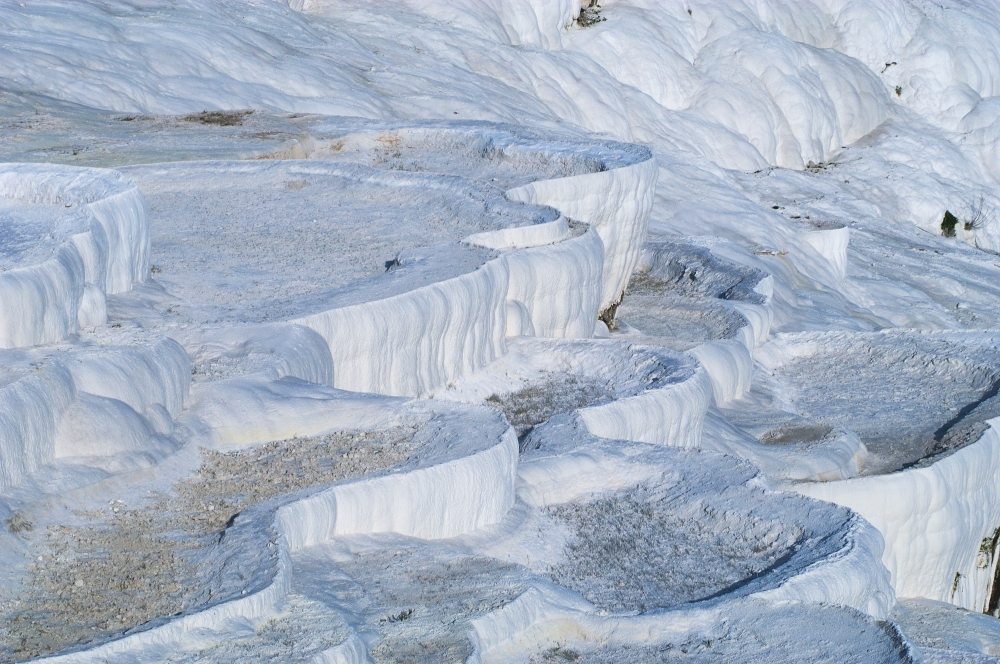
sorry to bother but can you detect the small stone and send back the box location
[75,578,84,587]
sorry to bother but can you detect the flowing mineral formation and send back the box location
[4,1,1000,662]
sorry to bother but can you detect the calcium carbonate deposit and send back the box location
[6,0,1000,662]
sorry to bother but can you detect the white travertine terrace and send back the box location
[8,0,1000,659]
[0,120,920,663]
[0,164,149,348]
[797,419,1000,614]
[3,108,998,662]
[0,125,677,662]
[472,429,895,662]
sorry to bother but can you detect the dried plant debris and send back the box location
[181,110,254,126]
[179,425,419,534]
[6,512,33,536]
[578,3,606,27]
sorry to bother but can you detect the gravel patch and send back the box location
[302,542,527,664]
[486,373,614,444]
[545,484,800,613]
[161,593,349,664]
[525,605,912,664]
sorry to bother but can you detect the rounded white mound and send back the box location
[0,332,189,493]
